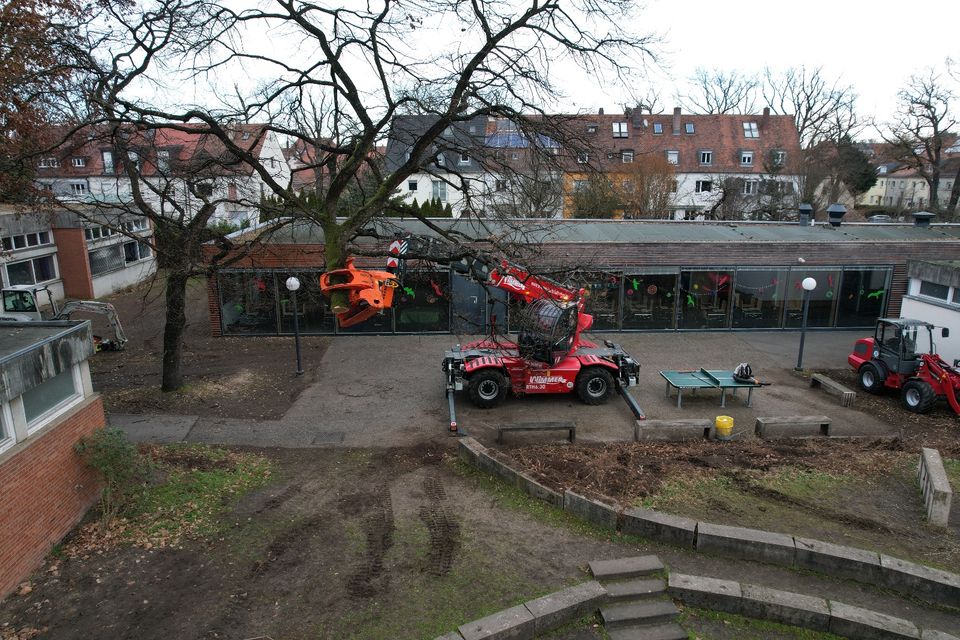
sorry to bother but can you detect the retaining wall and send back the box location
[457,437,960,608]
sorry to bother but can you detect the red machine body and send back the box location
[848,318,960,415]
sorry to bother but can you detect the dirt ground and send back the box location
[86,276,329,420]
[4,292,960,639]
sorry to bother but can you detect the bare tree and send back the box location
[762,66,860,148]
[678,67,758,114]
[882,69,957,214]
[619,153,674,218]
[51,0,657,390]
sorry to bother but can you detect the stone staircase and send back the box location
[589,556,686,640]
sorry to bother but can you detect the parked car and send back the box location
[867,214,893,223]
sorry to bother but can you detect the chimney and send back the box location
[598,107,604,115]
[912,211,935,227]
[762,106,770,129]
[826,203,846,227]
[672,107,681,135]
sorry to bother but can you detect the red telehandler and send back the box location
[320,235,643,432]
[848,317,960,414]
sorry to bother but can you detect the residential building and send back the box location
[385,108,801,219]
[34,124,290,227]
[0,320,104,598]
[900,259,960,364]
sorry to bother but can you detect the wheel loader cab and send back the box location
[874,319,932,375]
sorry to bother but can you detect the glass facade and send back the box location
[678,270,733,329]
[216,264,893,336]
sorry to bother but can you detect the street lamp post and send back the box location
[285,276,304,376]
[795,276,817,371]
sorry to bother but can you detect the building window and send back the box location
[743,180,758,195]
[5,256,57,285]
[652,122,663,134]
[196,182,214,198]
[743,122,759,138]
[432,180,447,201]
[919,280,950,301]
[577,152,589,164]
[740,151,754,166]
[695,180,712,193]
[586,124,598,133]
[70,182,87,195]
[38,157,61,168]
[459,152,470,164]
[684,123,695,134]
[71,157,85,167]
[407,180,417,192]
[22,367,81,433]
[772,150,786,166]
[952,288,960,305]
[495,179,506,192]
[38,231,50,244]
[157,149,170,173]
[511,151,519,160]
[88,245,125,275]
[622,151,634,163]
[699,151,712,165]
[123,240,151,263]
[666,150,679,165]
[612,122,628,138]
[102,150,114,174]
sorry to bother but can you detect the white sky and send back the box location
[575,0,960,134]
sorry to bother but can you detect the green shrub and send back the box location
[74,428,150,528]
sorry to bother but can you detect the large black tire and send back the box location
[576,367,614,405]
[858,362,886,394]
[901,379,937,413]
[467,369,508,408]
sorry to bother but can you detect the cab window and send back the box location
[3,290,37,313]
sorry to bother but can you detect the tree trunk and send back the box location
[321,218,350,313]
[947,165,960,219]
[161,270,189,392]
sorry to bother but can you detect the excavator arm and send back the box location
[53,301,128,351]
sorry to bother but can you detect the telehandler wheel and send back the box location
[858,362,886,394]
[901,379,936,413]
[468,370,508,408]
[576,367,614,405]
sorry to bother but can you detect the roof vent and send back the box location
[798,203,813,226]
[826,203,846,227]
[912,211,935,227]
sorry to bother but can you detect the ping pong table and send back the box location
[659,368,764,409]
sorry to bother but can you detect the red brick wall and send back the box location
[0,397,105,599]
[52,228,94,299]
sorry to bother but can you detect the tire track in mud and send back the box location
[341,487,396,598]
[418,474,461,576]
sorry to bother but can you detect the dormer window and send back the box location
[740,151,754,166]
[652,123,663,135]
[71,157,85,167]
[577,151,589,164]
[612,122,628,138]
[38,157,60,168]
[586,124,598,134]
[699,150,712,165]
[622,151,634,163]
[743,122,759,138]
[459,152,470,164]
[666,150,679,165]
[772,150,786,166]
[684,123,695,134]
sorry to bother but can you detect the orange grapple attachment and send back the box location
[319,258,398,328]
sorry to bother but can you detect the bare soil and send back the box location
[85,275,329,419]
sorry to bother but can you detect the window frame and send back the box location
[612,122,628,138]
[666,150,679,165]
[772,150,786,166]
[23,365,83,436]
[743,122,759,138]
[71,157,86,167]
[742,180,758,195]
[70,182,87,195]
[407,180,417,192]
[919,280,950,301]
[684,123,695,134]
[699,150,713,165]
[622,151,634,163]
[431,179,447,201]
[576,151,589,164]
[458,152,470,165]
[652,122,663,135]
[740,151,754,166]
[695,180,713,193]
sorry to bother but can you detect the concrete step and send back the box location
[601,600,679,629]
[607,622,688,640]
[605,577,667,603]
[589,555,664,582]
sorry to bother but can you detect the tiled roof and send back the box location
[35,123,272,179]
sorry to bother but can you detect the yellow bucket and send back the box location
[715,415,734,440]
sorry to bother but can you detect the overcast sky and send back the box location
[574,0,959,134]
